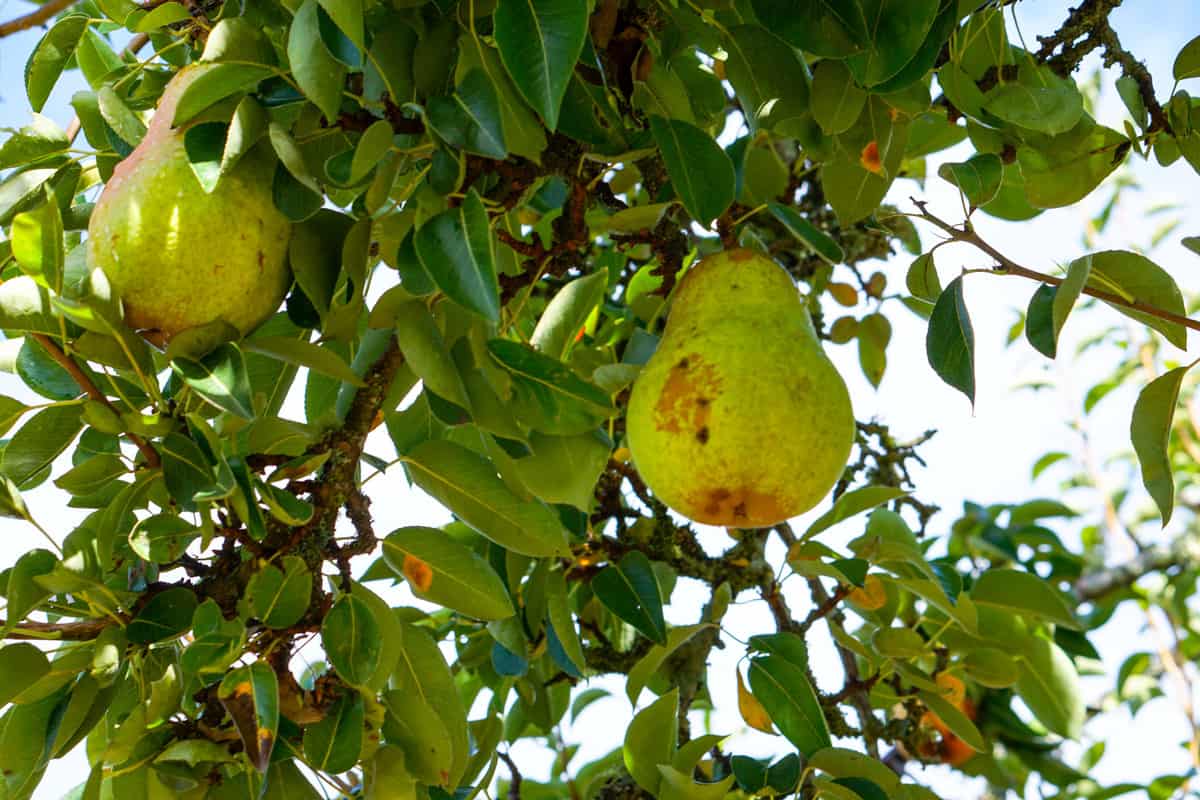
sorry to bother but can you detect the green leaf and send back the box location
[963,648,1020,688]
[1016,636,1084,738]
[392,301,469,409]
[247,556,311,629]
[427,68,507,159]
[318,0,365,49]
[984,69,1085,136]
[172,343,256,419]
[218,661,279,772]
[414,189,499,321]
[243,335,363,386]
[129,513,200,564]
[161,431,226,510]
[132,1,189,30]
[751,0,863,58]
[2,403,84,487]
[347,118,393,184]
[905,253,941,302]
[803,485,909,540]
[3,549,55,633]
[489,338,615,416]
[846,0,939,86]
[748,654,831,756]
[626,624,710,704]
[971,568,1079,629]
[391,622,469,785]
[183,121,226,193]
[403,439,569,557]
[0,113,69,170]
[127,586,198,643]
[872,627,926,658]
[1053,254,1092,339]
[1017,123,1128,208]
[382,526,514,620]
[649,116,734,227]
[530,271,608,359]
[807,748,902,794]
[304,692,364,773]
[926,276,975,405]
[1131,365,1190,525]
[0,645,50,706]
[768,202,844,265]
[1175,35,1200,81]
[287,0,347,122]
[937,153,1002,208]
[493,0,587,130]
[11,193,64,292]
[811,59,867,135]
[0,275,57,334]
[173,63,274,128]
[513,431,610,509]
[1085,250,1187,348]
[546,569,586,674]
[623,688,678,794]
[592,551,667,645]
[25,16,89,112]
[322,595,381,688]
[723,26,811,134]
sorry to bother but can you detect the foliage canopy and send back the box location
[0,0,1198,798]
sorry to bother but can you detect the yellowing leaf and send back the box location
[737,669,775,734]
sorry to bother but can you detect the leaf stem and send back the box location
[30,333,161,468]
[911,200,1200,336]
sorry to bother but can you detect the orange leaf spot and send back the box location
[860,140,883,174]
[403,554,434,592]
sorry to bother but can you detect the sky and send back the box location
[1,1,1200,798]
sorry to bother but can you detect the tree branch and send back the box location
[912,201,1200,335]
[0,0,77,39]
[1075,538,1200,601]
[0,617,113,640]
[1035,0,1169,133]
[31,333,161,468]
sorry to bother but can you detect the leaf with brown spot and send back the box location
[218,661,279,773]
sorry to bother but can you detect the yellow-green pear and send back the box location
[626,248,854,527]
[87,64,292,344]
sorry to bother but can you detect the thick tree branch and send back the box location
[31,333,161,468]
[912,201,1200,335]
[0,0,77,39]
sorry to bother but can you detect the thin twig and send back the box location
[0,0,78,39]
[31,333,160,468]
[911,201,1200,335]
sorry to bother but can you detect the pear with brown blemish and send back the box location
[87,64,292,345]
[626,248,854,527]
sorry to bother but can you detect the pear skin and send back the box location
[626,248,854,527]
[87,64,292,343]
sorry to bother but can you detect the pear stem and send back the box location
[31,333,161,469]
[910,199,1200,335]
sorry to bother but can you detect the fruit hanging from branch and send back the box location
[87,64,292,345]
[626,248,855,527]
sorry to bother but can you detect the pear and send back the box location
[87,64,292,344]
[626,248,854,527]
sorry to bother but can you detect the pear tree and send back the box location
[0,1,1197,799]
